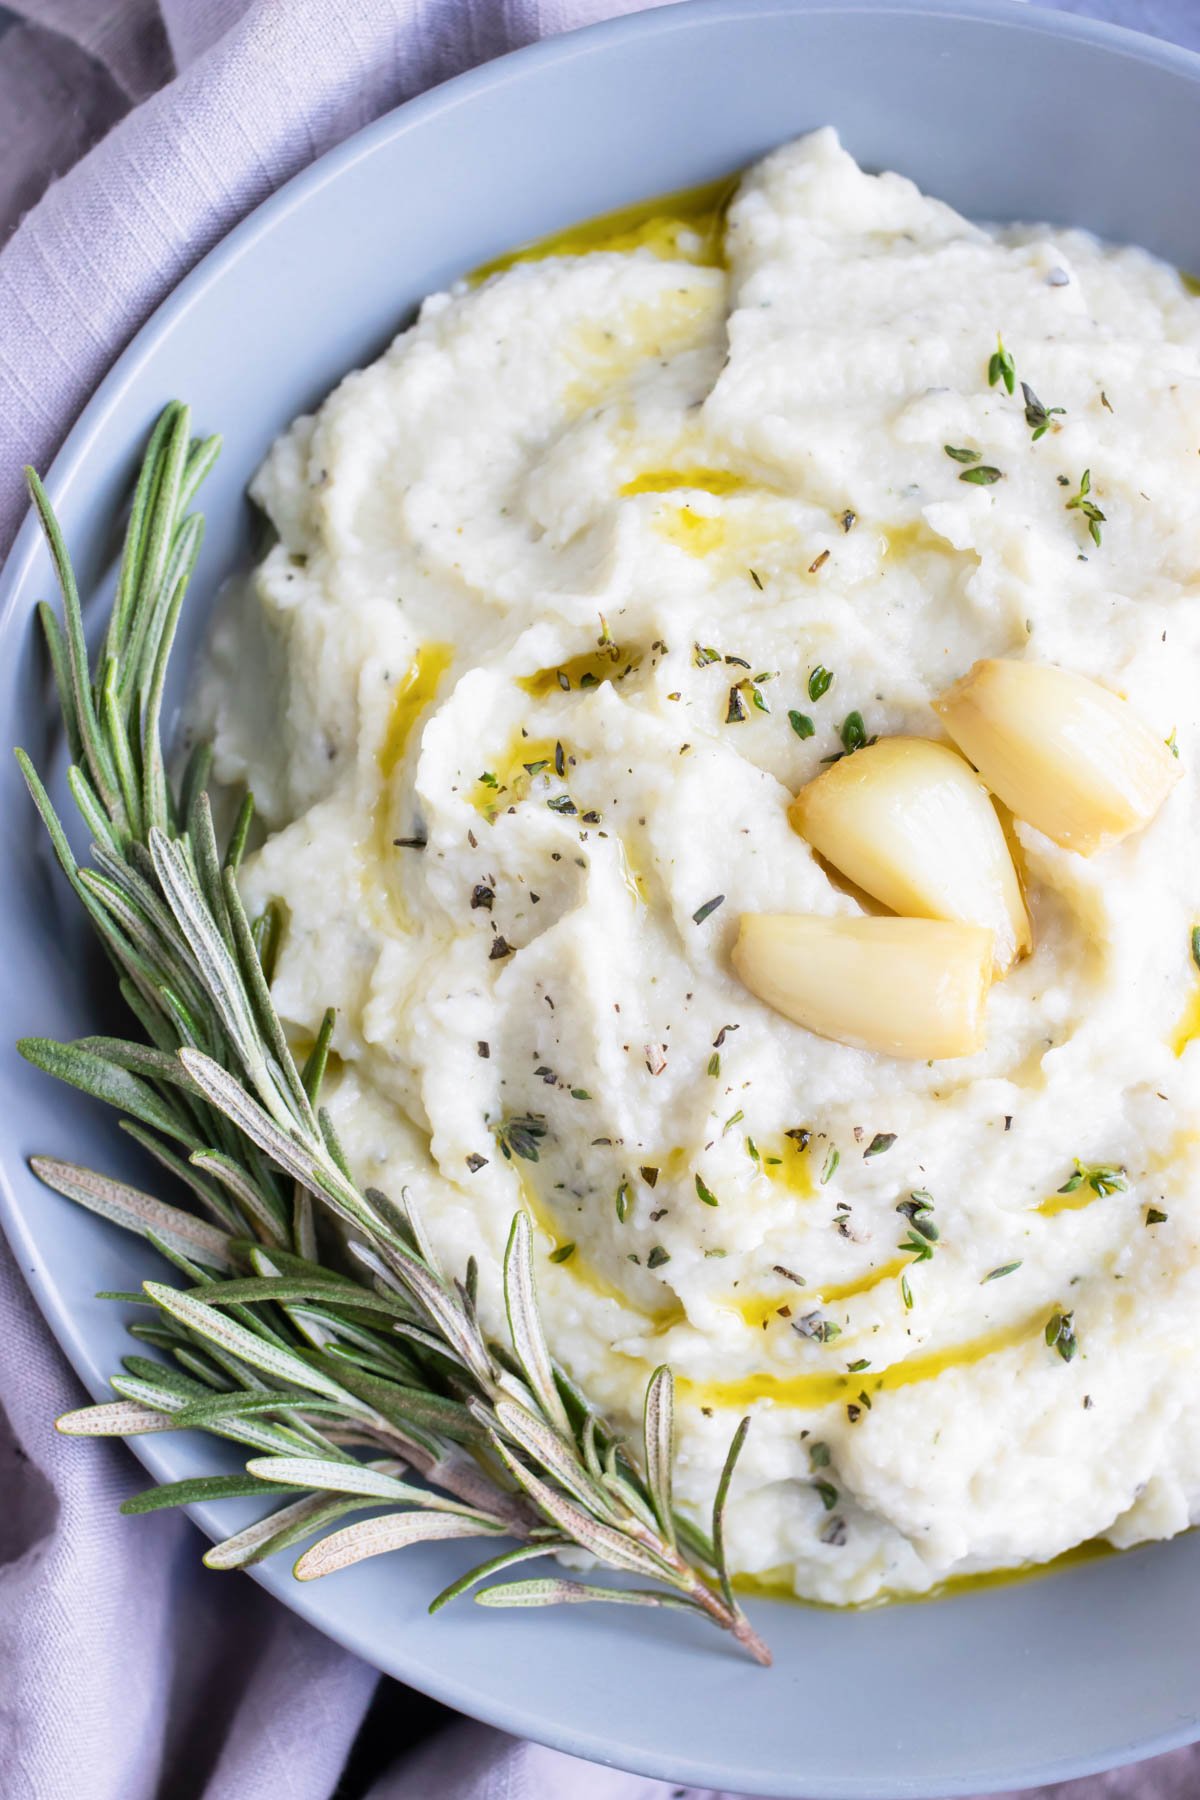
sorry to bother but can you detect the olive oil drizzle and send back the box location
[734,1534,1117,1609]
[379,643,454,776]
[678,1315,1041,1412]
[1171,986,1200,1055]
[468,172,740,284]
[515,1169,682,1329]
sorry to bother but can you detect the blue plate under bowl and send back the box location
[2,3,1199,1794]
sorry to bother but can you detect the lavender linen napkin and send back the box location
[2,4,1200,1798]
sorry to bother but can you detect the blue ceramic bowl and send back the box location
[3,4,1200,1793]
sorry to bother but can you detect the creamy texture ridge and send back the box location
[201,130,1200,1605]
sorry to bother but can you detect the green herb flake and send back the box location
[726,685,748,724]
[809,1441,832,1468]
[695,1174,719,1208]
[615,1179,632,1224]
[1065,468,1106,546]
[847,1358,871,1372]
[693,894,726,926]
[647,1245,671,1269]
[788,710,815,739]
[1191,925,1200,973]
[982,1261,1023,1283]
[1058,1160,1127,1198]
[693,643,721,667]
[944,444,981,464]
[1146,1208,1168,1226]
[794,1312,841,1344]
[1021,381,1066,440]
[820,1146,840,1185]
[959,465,1003,486]
[839,710,869,755]
[495,1114,547,1163]
[549,1242,576,1264]
[808,665,833,702]
[1044,1310,1078,1363]
[897,1193,938,1252]
[707,1052,721,1078]
[814,1480,839,1511]
[988,334,1016,395]
[900,1229,936,1262]
[478,770,499,788]
[901,1273,914,1311]
[863,1132,897,1158]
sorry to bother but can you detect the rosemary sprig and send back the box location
[16,405,770,1665]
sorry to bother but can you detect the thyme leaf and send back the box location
[1020,381,1065,441]
[1065,468,1105,546]
[495,1114,547,1163]
[959,465,1003,486]
[1044,1310,1079,1363]
[1057,1160,1127,1198]
[988,334,1016,395]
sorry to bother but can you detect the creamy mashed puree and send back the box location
[202,130,1200,1605]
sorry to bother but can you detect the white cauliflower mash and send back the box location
[201,130,1200,1605]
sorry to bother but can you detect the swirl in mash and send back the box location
[202,129,1200,1605]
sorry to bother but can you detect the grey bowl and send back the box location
[3,3,1200,1794]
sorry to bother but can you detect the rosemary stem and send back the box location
[674,1557,772,1664]
[21,404,774,1667]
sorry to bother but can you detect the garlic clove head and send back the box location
[788,736,1030,972]
[933,658,1180,856]
[731,912,994,1060]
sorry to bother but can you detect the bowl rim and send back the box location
[4,2,1200,1794]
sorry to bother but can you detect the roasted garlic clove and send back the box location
[731,913,993,1059]
[933,658,1180,856]
[788,737,1030,972]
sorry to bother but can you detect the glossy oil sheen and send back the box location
[469,172,737,279]
[735,1533,1117,1607]
[3,5,1200,1797]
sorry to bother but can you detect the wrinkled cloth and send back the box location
[3,2,1200,1797]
